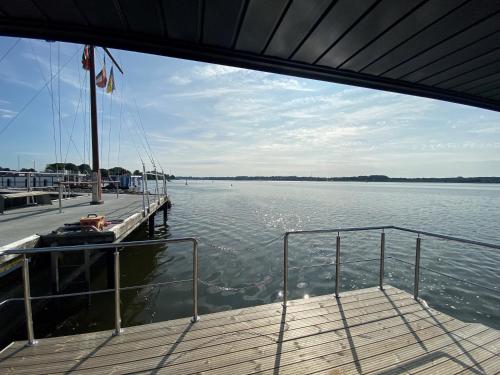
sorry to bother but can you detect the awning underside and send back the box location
[1,0,499,111]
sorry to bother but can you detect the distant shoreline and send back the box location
[177,175,500,183]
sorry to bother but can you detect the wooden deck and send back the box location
[0,286,498,374]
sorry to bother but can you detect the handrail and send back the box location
[283,225,499,306]
[3,237,199,346]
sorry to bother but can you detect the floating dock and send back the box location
[1,286,498,374]
[0,192,169,274]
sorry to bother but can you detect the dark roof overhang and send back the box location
[1,0,499,112]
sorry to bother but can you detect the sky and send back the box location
[1,36,499,178]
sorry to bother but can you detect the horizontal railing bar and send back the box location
[29,279,193,300]
[388,257,500,295]
[0,298,23,308]
[289,257,380,270]
[393,226,500,250]
[2,237,197,255]
[286,226,499,251]
[286,226,393,236]
[120,279,193,291]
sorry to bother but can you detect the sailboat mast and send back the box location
[89,45,102,204]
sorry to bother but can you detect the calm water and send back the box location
[33,181,500,339]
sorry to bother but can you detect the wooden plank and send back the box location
[253,324,488,375]
[2,304,439,374]
[174,317,479,375]
[16,308,451,375]
[1,292,415,360]
[364,326,500,374]
[2,287,498,375]
[4,287,404,350]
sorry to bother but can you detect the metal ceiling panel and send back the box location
[118,0,163,35]
[73,0,123,30]
[203,0,246,48]
[317,0,422,69]
[363,1,500,76]
[422,49,500,87]
[388,13,500,80]
[0,0,42,19]
[292,0,376,64]
[33,0,87,25]
[463,74,500,95]
[163,0,201,42]
[0,0,499,111]
[265,0,331,59]
[342,0,464,72]
[406,32,500,83]
[236,0,289,54]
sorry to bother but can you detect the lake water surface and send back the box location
[36,180,500,338]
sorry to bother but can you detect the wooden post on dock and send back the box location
[148,213,155,238]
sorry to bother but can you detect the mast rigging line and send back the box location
[0,46,80,136]
[0,38,21,64]
[64,68,87,164]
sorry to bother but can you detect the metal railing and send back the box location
[282,225,500,306]
[2,238,199,346]
[1,224,499,346]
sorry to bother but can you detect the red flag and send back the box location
[96,65,107,88]
[81,45,91,71]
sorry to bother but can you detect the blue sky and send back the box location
[1,36,499,177]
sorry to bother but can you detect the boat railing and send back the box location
[283,225,500,306]
[1,238,199,346]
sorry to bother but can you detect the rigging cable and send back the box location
[107,86,113,174]
[64,67,86,164]
[0,38,21,64]
[49,43,58,173]
[57,42,63,172]
[0,46,80,136]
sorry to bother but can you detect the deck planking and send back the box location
[0,286,498,374]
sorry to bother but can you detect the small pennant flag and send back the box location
[81,45,90,71]
[96,64,107,88]
[106,66,116,93]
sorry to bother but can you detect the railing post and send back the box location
[191,240,200,322]
[283,233,289,307]
[335,233,341,298]
[58,181,62,213]
[22,255,37,346]
[414,236,421,300]
[154,169,160,204]
[142,164,150,212]
[379,231,385,290]
[113,249,123,335]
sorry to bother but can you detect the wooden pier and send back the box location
[1,286,498,374]
[0,192,169,274]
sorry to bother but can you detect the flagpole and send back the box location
[89,45,103,204]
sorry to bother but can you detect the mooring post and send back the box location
[148,213,155,238]
[50,252,60,294]
[163,204,167,226]
[84,249,91,306]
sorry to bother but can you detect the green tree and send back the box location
[78,164,92,174]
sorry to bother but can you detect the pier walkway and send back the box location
[1,286,498,374]
[0,193,168,272]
